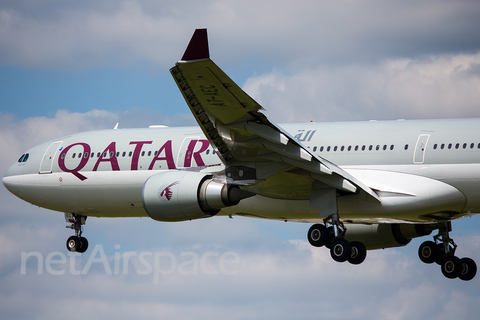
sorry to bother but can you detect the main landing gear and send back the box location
[418,221,476,281]
[307,213,367,265]
[65,213,89,253]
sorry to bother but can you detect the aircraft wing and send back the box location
[170,29,379,201]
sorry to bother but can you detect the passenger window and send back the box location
[206,149,210,155]
[141,151,145,157]
[72,153,76,159]
[320,146,324,152]
[122,152,126,157]
[390,145,394,150]
[455,143,459,149]
[129,151,133,157]
[463,143,467,149]
[84,152,89,159]
[116,152,120,157]
[404,144,409,150]
[327,146,331,152]
[91,153,94,158]
[470,143,474,149]
[313,146,317,152]
[61,153,66,160]
[376,145,380,151]
[448,143,452,149]
[348,146,352,151]
[433,144,437,150]
[383,145,387,150]
[441,144,445,149]
[97,152,101,158]
[361,145,366,151]
[355,145,359,151]
[148,151,152,156]
[334,146,338,152]
[369,145,373,151]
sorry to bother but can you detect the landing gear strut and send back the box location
[307,213,367,265]
[418,221,476,281]
[65,213,89,253]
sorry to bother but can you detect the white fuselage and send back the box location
[4,118,480,223]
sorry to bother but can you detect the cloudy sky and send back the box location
[1,1,480,319]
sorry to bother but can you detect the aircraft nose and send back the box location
[3,162,24,195]
[3,174,18,196]
[3,159,22,178]
[3,174,13,190]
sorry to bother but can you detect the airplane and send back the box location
[3,29,478,281]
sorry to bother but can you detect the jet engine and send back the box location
[142,171,253,222]
[344,223,437,250]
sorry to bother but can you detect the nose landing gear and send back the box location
[418,221,476,281]
[65,213,89,253]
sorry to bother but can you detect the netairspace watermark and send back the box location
[21,245,240,284]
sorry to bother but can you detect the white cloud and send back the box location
[1,217,479,320]
[1,1,480,316]
[0,108,194,166]
[245,52,480,122]
[1,109,480,320]
[1,0,479,68]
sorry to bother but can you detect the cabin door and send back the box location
[413,134,430,164]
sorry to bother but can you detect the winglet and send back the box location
[181,28,209,61]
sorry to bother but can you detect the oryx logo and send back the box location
[158,181,179,201]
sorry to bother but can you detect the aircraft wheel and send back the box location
[459,257,477,281]
[307,224,328,247]
[330,238,351,262]
[324,226,335,249]
[66,236,79,252]
[435,243,445,265]
[441,256,461,279]
[348,241,367,265]
[77,237,89,253]
[418,241,438,264]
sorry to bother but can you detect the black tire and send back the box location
[418,241,438,264]
[66,236,79,252]
[307,224,328,247]
[324,226,335,249]
[77,237,89,253]
[330,238,351,262]
[459,257,477,281]
[441,256,461,279]
[348,241,367,265]
[435,243,445,265]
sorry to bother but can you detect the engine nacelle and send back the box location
[344,223,437,250]
[142,170,253,222]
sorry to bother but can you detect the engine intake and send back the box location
[142,171,253,222]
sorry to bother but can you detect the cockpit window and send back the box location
[18,153,29,163]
